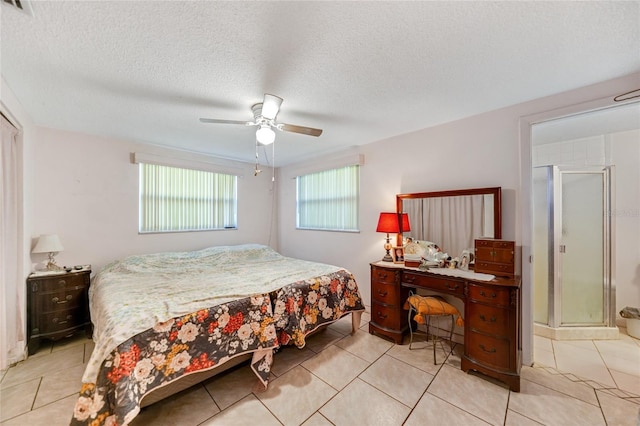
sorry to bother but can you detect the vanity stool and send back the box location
[405,293,462,364]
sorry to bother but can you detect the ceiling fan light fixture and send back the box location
[256,125,275,145]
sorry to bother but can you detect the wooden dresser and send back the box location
[369,262,521,391]
[26,269,92,354]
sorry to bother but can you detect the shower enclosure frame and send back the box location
[538,165,615,329]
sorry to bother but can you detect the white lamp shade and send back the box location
[32,234,64,253]
[256,125,276,145]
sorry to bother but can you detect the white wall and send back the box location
[610,129,640,323]
[30,127,278,274]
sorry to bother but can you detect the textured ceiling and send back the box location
[1,1,639,166]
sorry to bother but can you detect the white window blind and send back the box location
[296,165,359,231]
[139,163,237,233]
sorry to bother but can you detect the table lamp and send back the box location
[376,213,410,262]
[32,234,64,271]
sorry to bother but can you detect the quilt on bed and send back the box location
[71,244,364,425]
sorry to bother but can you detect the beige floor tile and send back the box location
[301,345,369,390]
[1,345,84,389]
[610,368,640,396]
[131,385,219,426]
[385,339,451,376]
[533,346,556,369]
[428,364,509,425]
[304,328,344,353]
[509,379,606,426]
[84,340,96,363]
[33,362,86,409]
[301,412,333,426]
[257,365,336,426]
[405,392,490,426]
[0,377,40,422]
[596,389,640,426]
[200,394,280,426]
[553,340,616,387]
[203,363,257,410]
[600,350,640,377]
[0,394,77,426]
[270,345,316,377]
[520,365,599,406]
[51,334,91,353]
[334,329,394,362]
[504,409,544,425]
[359,354,432,407]
[320,378,411,426]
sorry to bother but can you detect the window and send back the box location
[296,165,360,231]
[139,163,237,233]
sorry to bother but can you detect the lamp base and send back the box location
[381,254,394,262]
[45,261,62,271]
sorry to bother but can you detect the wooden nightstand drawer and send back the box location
[38,308,86,334]
[467,283,511,306]
[371,266,399,285]
[371,301,402,330]
[467,302,509,336]
[402,272,464,297]
[38,287,86,312]
[371,280,400,305]
[466,330,512,371]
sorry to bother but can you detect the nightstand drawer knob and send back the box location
[58,280,66,286]
[479,344,497,354]
[479,314,497,322]
[376,311,388,320]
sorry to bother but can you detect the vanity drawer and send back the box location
[467,284,511,306]
[466,331,512,371]
[467,302,510,337]
[371,301,402,330]
[371,266,400,285]
[402,272,464,297]
[371,281,400,305]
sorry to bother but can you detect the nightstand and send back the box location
[26,269,92,354]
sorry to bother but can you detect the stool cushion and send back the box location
[404,295,464,327]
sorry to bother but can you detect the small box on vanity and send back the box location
[474,239,515,277]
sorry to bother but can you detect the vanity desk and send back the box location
[369,261,521,391]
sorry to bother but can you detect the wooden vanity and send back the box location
[369,262,521,391]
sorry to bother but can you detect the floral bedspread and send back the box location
[71,244,364,425]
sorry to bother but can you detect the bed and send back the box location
[70,244,365,425]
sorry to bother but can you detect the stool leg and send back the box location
[408,307,415,349]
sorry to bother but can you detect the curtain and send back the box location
[0,113,22,369]
[423,195,485,258]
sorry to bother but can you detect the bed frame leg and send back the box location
[351,311,363,334]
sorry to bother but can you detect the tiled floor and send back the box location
[1,312,639,425]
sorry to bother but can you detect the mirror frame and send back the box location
[396,187,502,245]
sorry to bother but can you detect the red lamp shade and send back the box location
[376,212,411,233]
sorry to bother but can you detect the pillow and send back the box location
[403,295,464,327]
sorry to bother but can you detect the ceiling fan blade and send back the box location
[279,123,323,137]
[199,118,255,126]
[261,94,283,120]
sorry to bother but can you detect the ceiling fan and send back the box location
[199,94,323,145]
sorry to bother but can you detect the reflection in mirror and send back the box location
[397,187,502,258]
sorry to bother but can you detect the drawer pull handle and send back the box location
[58,280,66,286]
[377,273,388,280]
[376,311,388,320]
[66,295,73,301]
[479,291,497,298]
[377,290,388,297]
[446,283,459,290]
[58,321,68,325]
[479,315,497,322]
[479,344,496,354]
[404,276,415,283]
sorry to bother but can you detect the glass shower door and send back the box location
[559,170,607,325]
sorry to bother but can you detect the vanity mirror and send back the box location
[396,187,502,258]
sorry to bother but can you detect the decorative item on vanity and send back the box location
[376,212,410,262]
[32,234,64,271]
[474,239,515,277]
